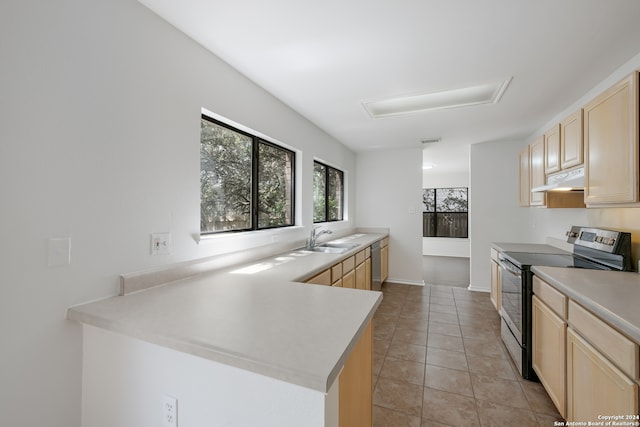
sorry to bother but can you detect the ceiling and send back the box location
[139,0,640,171]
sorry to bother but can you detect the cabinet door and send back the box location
[355,262,366,290]
[544,124,561,174]
[519,145,531,207]
[561,110,583,169]
[490,259,501,312]
[530,136,547,206]
[380,245,389,283]
[365,258,371,291]
[306,269,332,286]
[566,328,638,422]
[532,296,566,418]
[343,270,355,289]
[584,72,639,205]
[339,321,372,427]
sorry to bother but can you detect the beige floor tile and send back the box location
[373,351,385,376]
[393,328,429,346]
[430,297,456,307]
[535,411,565,426]
[470,372,531,409]
[387,340,427,363]
[422,387,480,426]
[373,337,391,356]
[475,399,539,427]
[373,405,422,427]
[380,356,426,386]
[373,322,396,340]
[421,419,454,427]
[396,317,429,332]
[466,354,516,380]
[520,380,563,416]
[428,321,461,337]
[424,365,473,397]
[373,377,424,417]
[426,347,468,371]
[427,332,465,352]
[428,311,459,325]
[463,336,507,359]
[428,303,457,315]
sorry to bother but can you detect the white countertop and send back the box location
[531,266,640,343]
[67,233,385,393]
[492,242,570,255]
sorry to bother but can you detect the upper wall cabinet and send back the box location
[530,136,547,207]
[560,110,584,170]
[519,145,531,207]
[584,71,639,206]
[544,124,561,174]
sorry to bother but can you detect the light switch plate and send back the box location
[48,237,71,266]
[151,233,171,255]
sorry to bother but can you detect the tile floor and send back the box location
[372,282,564,426]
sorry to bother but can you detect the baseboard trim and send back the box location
[384,278,425,287]
[467,284,490,293]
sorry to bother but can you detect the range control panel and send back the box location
[565,226,630,254]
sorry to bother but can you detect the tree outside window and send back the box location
[200,116,295,234]
[423,187,468,238]
[313,161,344,223]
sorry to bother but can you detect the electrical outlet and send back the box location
[163,395,178,427]
[151,232,171,255]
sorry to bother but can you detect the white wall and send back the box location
[469,140,529,291]
[82,326,337,427]
[422,169,470,257]
[356,148,424,285]
[0,1,356,426]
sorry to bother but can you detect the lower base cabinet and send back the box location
[339,321,372,426]
[567,327,638,422]
[532,295,566,417]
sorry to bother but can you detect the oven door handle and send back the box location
[499,257,522,279]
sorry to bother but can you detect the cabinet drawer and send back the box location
[307,269,332,286]
[331,263,343,282]
[381,237,389,248]
[533,276,567,319]
[355,250,365,266]
[365,246,371,258]
[568,300,639,379]
[342,256,355,273]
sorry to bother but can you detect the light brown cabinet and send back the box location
[530,136,547,206]
[305,245,376,291]
[544,124,561,174]
[560,110,584,169]
[339,321,373,426]
[584,71,639,206]
[532,294,567,417]
[567,327,638,422]
[532,276,640,423]
[306,268,332,286]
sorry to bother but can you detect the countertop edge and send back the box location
[531,266,640,343]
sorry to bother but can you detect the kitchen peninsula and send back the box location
[67,232,386,427]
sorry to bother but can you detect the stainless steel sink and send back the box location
[303,242,360,254]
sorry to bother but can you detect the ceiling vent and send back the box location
[421,138,441,145]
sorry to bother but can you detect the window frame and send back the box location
[200,114,296,235]
[313,160,344,223]
[422,187,468,238]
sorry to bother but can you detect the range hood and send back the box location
[531,166,585,192]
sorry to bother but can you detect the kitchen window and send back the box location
[423,187,468,238]
[200,115,295,234]
[313,161,344,223]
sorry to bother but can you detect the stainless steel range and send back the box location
[498,226,633,381]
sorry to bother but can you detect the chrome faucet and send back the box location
[309,226,333,248]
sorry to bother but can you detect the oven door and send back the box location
[498,256,523,344]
